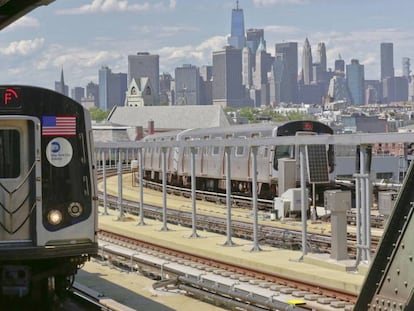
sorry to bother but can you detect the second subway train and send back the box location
[141,120,335,200]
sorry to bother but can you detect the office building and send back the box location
[71,87,84,103]
[334,54,345,74]
[317,42,327,73]
[275,42,298,103]
[128,52,160,104]
[381,42,394,81]
[403,57,411,79]
[86,81,99,107]
[365,80,382,104]
[346,59,365,105]
[253,38,268,89]
[246,28,264,54]
[212,46,245,108]
[98,66,127,111]
[394,76,409,102]
[301,38,313,85]
[227,1,245,49]
[242,47,252,88]
[159,72,173,105]
[174,64,200,106]
[200,65,213,105]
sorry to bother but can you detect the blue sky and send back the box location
[0,0,413,90]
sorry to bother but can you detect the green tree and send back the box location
[89,107,109,121]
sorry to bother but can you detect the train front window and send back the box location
[0,130,20,178]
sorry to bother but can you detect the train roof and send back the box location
[178,122,284,139]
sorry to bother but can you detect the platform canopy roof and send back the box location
[0,0,54,30]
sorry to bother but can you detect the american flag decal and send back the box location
[42,116,76,136]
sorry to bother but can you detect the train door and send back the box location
[0,118,39,243]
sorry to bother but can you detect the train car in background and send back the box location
[0,86,98,304]
[142,120,334,200]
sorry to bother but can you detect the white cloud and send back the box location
[157,35,227,72]
[253,0,308,6]
[35,44,123,71]
[4,16,40,31]
[56,0,175,15]
[0,38,45,55]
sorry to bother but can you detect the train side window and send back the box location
[0,130,20,178]
[235,146,244,156]
[212,146,220,155]
[273,145,291,170]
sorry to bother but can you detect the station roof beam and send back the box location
[0,0,54,30]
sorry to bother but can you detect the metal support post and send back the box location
[250,146,262,252]
[160,147,169,231]
[189,147,199,238]
[360,146,368,261]
[312,183,316,221]
[364,146,372,262]
[354,167,361,268]
[137,148,145,226]
[102,150,108,215]
[117,149,123,220]
[126,149,129,167]
[300,145,307,259]
[223,147,236,246]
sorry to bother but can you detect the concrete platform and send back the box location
[98,211,366,295]
[97,175,369,296]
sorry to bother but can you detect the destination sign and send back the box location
[0,87,21,109]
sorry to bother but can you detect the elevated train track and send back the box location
[97,229,357,310]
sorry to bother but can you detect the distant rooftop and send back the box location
[107,105,232,131]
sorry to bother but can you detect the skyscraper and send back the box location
[270,54,285,105]
[334,54,345,74]
[242,46,252,88]
[71,87,84,103]
[380,42,394,81]
[246,28,265,55]
[227,1,245,49]
[317,42,327,73]
[301,38,313,85]
[174,64,200,106]
[275,42,298,103]
[200,65,213,105]
[159,73,173,105]
[128,52,160,104]
[86,81,99,107]
[253,38,267,89]
[212,46,244,107]
[346,59,365,105]
[98,66,127,111]
[403,57,411,79]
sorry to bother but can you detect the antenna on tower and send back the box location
[236,0,239,10]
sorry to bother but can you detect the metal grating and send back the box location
[305,144,329,183]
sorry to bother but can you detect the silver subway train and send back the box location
[0,86,98,303]
[142,120,335,200]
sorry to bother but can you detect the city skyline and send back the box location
[0,0,414,90]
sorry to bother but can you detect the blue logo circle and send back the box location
[51,141,61,153]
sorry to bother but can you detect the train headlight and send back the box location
[68,202,83,218]
[48,210,63,225]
